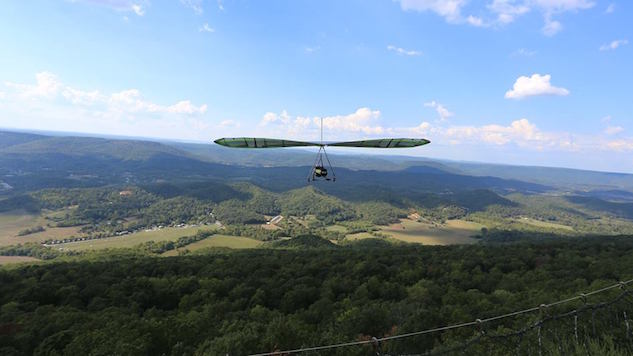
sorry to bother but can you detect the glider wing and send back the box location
[326,138,430,148]
[214,137,321,148]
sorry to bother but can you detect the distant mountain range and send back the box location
[2,129,633,201]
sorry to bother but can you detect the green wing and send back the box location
[214,137,321,148]
[327,138,430,148]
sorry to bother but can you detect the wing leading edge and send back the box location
[327,138,430,148]
[214,137,321,148]
[214,137,430,148]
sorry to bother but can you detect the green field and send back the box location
[379,219,483,245]
[0,210,86,247]
[0,256,42,266]
[326,225,348,233]
[345,232,377,240]
[163,234,262,255]
[62,226,216,251]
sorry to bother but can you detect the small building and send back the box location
[268,215,284,225]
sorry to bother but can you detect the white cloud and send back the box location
[199,23,215,33]
[219,119,239,128]
[466,15,487,27]
[488,0,531,24]
[605,3,615,13]
[396,0,467,22]
[304,46,320,53]
[70,1,147,16]
[542,16,562,36]
[505,74,569,99]
[387,45,423,56]
[422,118,578,150]
[259,108,387,138]
[131,4,144,16]
[424,100,453,121]
[396,0,593,35]
[4,72,207,116]
[181,0,203,14]
[5,72,62,98]
[605,126,624,135]
[532,0,594,13]
[600,39,628,51]
[606,140,633,152]
[511,48,537,57]
[217,0,225,11]
[62,87,105,105]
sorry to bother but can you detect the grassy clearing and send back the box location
[345,232,377,240]
[513,217,575,231]
[0,256,41,266]
[380,219,483,245]
[163,234,262,256]
[62,226,216,251]
[326,225,348,233]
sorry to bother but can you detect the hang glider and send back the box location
[214,118,430,182]
[213,137,430,149]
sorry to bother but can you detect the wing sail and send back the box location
[214,137,321,148]
[327,138,430,148]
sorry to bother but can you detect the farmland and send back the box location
[379,219,483,245]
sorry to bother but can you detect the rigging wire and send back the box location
[248,278,633,356]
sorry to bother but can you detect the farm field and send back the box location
[163,234,262,256]
[0,256,41,266]
[62,226,216,251]
[379,219,483,245]
[0,210,85,247]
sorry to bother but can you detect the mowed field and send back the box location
[162,234,262,256]
[0,210,84,247]
[379,219,483,245]
[62,226,217,251]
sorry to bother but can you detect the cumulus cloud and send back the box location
[600,39,628,51]
[4,72,207,115]
[5,72,62,98]
[424,100,453,121]
[387,45,423,56]
[505,74,569,99]
[407,118,579,151]
[259,108,387,138]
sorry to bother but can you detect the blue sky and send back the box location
[0,0,631,172]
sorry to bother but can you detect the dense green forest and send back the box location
[1,239,633,355]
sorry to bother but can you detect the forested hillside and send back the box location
[1,239,632,355]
